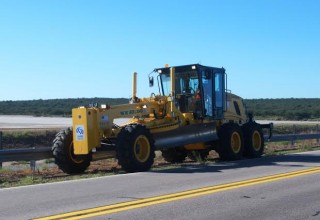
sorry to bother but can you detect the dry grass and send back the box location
[265,139,320,155]
[0,128,319,188]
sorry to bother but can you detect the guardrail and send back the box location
[0,132,319,170]
[0,131,2,168]
[0,147,52,163]
[270,133,320,142]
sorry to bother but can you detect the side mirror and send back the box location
[149,76,154,87]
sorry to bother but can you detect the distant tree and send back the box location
[1,98,319,120]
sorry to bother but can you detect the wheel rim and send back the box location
[68,142,84,164]
[134,135,151,163]
[252,130,262,151]
[231,132,241,154]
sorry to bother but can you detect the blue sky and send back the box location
[0,0,319,101]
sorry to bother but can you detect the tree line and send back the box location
[0,98,128,116]
[244,98,320,120]
[0,97,319,120]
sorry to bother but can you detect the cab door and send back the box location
[214,72,225,119]
[201,69,213,117]
[201,69,225,119]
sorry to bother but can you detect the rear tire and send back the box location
[116,124,155,173]
[217,123,244,160]
[161,147,187,163]
[52,128,91,174]
[243,122,264,158]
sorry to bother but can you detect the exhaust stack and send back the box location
[132,72,137,100]
[170,67,175,112]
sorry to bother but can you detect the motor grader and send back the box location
[52,64,272,174]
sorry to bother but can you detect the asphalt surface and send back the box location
[103,174,320,220]
[257,120,320,125]
[0,115,131,129]
[1,115,319,129]
[0,151,319,220]
[0,115,71,129]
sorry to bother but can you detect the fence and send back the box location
[0,130,320,171]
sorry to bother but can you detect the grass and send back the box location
[1,129,58,149]
[272,124,320,135]
[1,129,54,138]
[264,138,320,156]
[0,155,206,188]
[2,141,319,189]
[0,165,120,188]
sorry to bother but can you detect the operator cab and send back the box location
[154,64,226,120]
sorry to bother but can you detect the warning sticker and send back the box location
[75,125,85,141]
[101,115,109,123]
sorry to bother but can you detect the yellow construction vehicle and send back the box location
[52,64,272,174]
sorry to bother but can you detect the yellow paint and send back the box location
[71,97,182,155]
[184,143,206,150]
[231,131,241,153]
[34,167,320,220]
[182,113,195,122]
[133,135,151,163]
[72,108,100,154]
[252,130,262,151]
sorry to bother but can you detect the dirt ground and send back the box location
[1,139,319,188]
[0,116,319,187]
[0,151,217,186]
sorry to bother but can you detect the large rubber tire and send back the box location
[187,150,210,162]
[243,122,264,158]
[161,148,187,163]
[52,128,91,174]
[116,124,155,173]
[217,123,244,160]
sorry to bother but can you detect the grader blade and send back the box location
[153,122,218,150]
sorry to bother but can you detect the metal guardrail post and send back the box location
[0,131,2,168]
[30,139,36,171]
[317,124,320,144]
[30,159,36,171]
[291,125,296,147]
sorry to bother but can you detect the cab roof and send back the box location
[154,64,225,74]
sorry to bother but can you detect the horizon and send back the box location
[1,1,319,101]
[1,97,320,102]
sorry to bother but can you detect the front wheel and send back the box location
[52,128,91,174]
[116,124,155,173]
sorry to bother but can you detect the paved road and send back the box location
[0,151,319,220]
[0,115,131,129]
[0,115,71,129]
[0,115,319,129]
[257,120,320,125]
